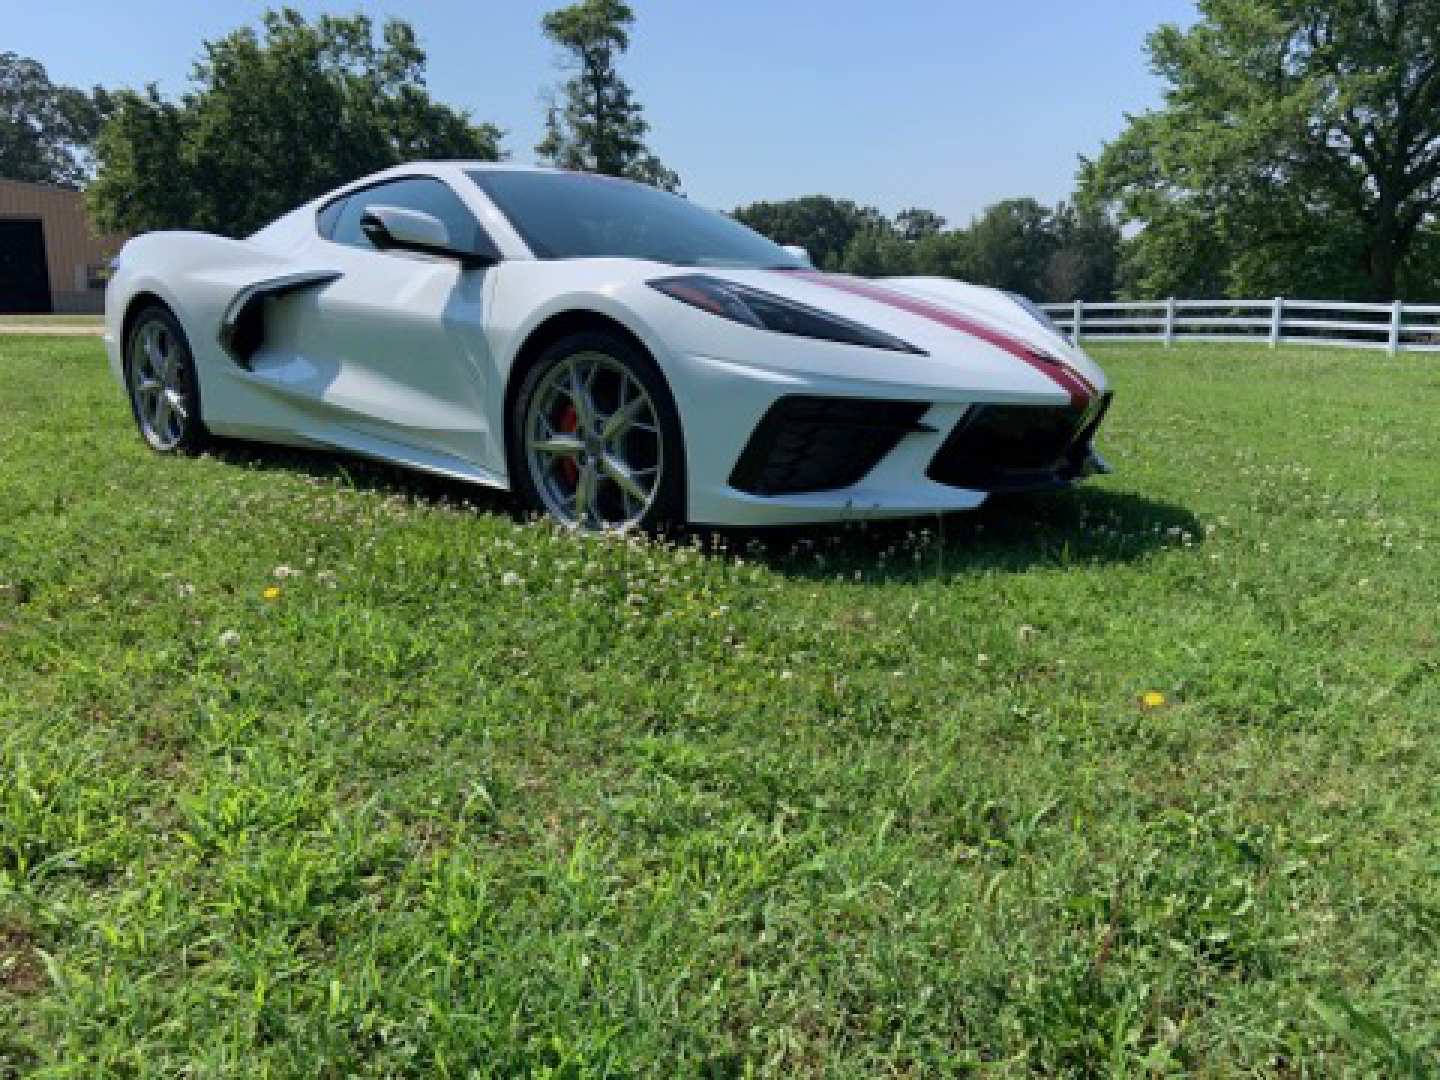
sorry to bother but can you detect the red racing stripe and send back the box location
[789,271,1094,407]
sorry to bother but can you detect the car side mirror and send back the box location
[782,244,814,268]
[360,205,496,267]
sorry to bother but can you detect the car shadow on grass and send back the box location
[204,439,1199,580]
[203,437,517,516]
[720,486,1205,583]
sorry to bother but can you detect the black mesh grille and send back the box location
[927,394,1111,492]
[730,396,931,496]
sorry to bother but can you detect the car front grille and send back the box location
[729,396,932,496]
[927,393,1111,492]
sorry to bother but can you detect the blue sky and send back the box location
[12,1,1197,222]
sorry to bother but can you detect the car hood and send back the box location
[661,266,1104,405]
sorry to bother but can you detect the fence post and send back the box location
[1388,299,1403,355]
[1270,297,1283,348]
[1164,297,1176,347]
[1072,299,1083,346]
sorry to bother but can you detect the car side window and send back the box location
[330,177,496,259]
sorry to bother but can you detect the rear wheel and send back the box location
[125,305,206,453]
[510,331,684,532]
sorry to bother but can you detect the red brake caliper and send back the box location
[556,404,579,489]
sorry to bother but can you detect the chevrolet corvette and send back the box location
[105,162,1111,530]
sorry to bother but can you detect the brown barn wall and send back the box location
[0,179,125,313]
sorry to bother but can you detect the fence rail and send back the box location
[1039,297,1440,354]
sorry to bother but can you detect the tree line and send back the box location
[732,196,1122,302]
[3,0,1436,301]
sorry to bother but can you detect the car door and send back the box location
[256,175,502,476]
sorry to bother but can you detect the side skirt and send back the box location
[293,424,510,491]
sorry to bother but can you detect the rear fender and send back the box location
[106,231,343,418]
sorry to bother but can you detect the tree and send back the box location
[1083,0,1440,300]
[895,207,946,242]
[0,52,110,188]
[963,198,1060,298]
[841,224,913,276]
[89,8,501,237]
[535,0,678,191]
[732,192,1122,297]
[1043,202,1122,302]
[910,228,976,280]
[732,196,887,270]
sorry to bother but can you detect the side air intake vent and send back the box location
[218,271,342,368]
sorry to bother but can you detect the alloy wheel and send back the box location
[523,351,663,530]
[129,319,189,451]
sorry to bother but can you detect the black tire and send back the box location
[508,329,686,532]
[124,304,208,454]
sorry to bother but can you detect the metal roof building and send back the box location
[0,179,123,314]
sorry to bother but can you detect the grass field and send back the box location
[1,336,1437,1077]
[0,315,103,329]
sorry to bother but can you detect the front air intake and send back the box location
[927,394,1112,492]
[729,396,932,496]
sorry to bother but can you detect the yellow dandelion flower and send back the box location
[262,585,282,601]
[1141,691,1166,709]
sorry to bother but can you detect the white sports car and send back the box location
[105,162,1111,530]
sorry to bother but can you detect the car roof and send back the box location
[397,161,561,174]
[310,161,530,205]
[325,161,591,198]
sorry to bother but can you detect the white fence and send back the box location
[1039,298,1440,355]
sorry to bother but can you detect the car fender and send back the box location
[106,231,343,406]
[484,262,685,472]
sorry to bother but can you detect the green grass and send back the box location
[2,336,1438,1077]
[0,315,103,328]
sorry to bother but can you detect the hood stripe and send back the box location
[787,271,1094,406]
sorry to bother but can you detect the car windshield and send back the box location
[468,170,804,269]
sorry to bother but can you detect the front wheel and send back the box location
[510,331,685,532]
[125,305,207,453]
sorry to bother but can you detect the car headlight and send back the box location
[649,274,926,355]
